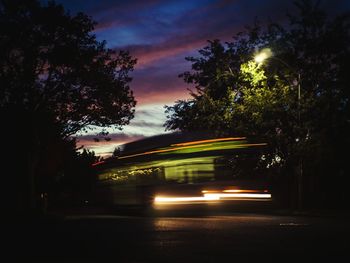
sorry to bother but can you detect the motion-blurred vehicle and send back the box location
[92,132,272,211]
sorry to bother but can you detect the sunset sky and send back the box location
[51,0,349,156]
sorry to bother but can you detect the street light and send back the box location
[254,48,273,64]
[254,48,303,210]
[254,49,301,116]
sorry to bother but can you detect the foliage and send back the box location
[165,0,350,208]
[0,0,136,211]
[55,148,99,206]
[112,146,121,157]
[0,0,136,136]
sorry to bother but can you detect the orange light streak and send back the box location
[229,143,268,148]
[154,195,219,203]
[91,161,106,167]
[222,189,264,193]
[171,137,246,147]
[154,192,272,205]
[204,193,271,199]
[118,141,267,160]
[118,143,213,159]
[202,189,269,194]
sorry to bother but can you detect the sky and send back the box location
[51,0,350,157]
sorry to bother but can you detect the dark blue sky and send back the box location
[45,0,350,156]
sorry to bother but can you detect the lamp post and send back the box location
[254,49,303,210]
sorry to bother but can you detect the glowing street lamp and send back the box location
[254,52,269,63]
[254,48,300,105]
[254,48,303,210]
[254,48,272,64]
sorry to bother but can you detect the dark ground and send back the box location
[4,205,350,262]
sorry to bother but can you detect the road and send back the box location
[6,211,350,262]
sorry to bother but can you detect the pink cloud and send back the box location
[117,18,238,69]
[130,39,205,68]
[134,88,191,105]
[76,133,146,156]
[94,20,128,32]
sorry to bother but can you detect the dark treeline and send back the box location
[165,0,350,210]
[0,0,136,214]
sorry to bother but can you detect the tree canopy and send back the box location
[165,0,350,208]
[0,0,137,211]
[0,0,136,136]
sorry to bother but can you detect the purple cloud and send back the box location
[43,0,350,156]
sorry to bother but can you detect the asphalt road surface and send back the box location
[6,211,350,262]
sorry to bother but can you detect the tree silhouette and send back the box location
[165,0,350,209]
[112,147,121,157]
[0,0,136,213]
